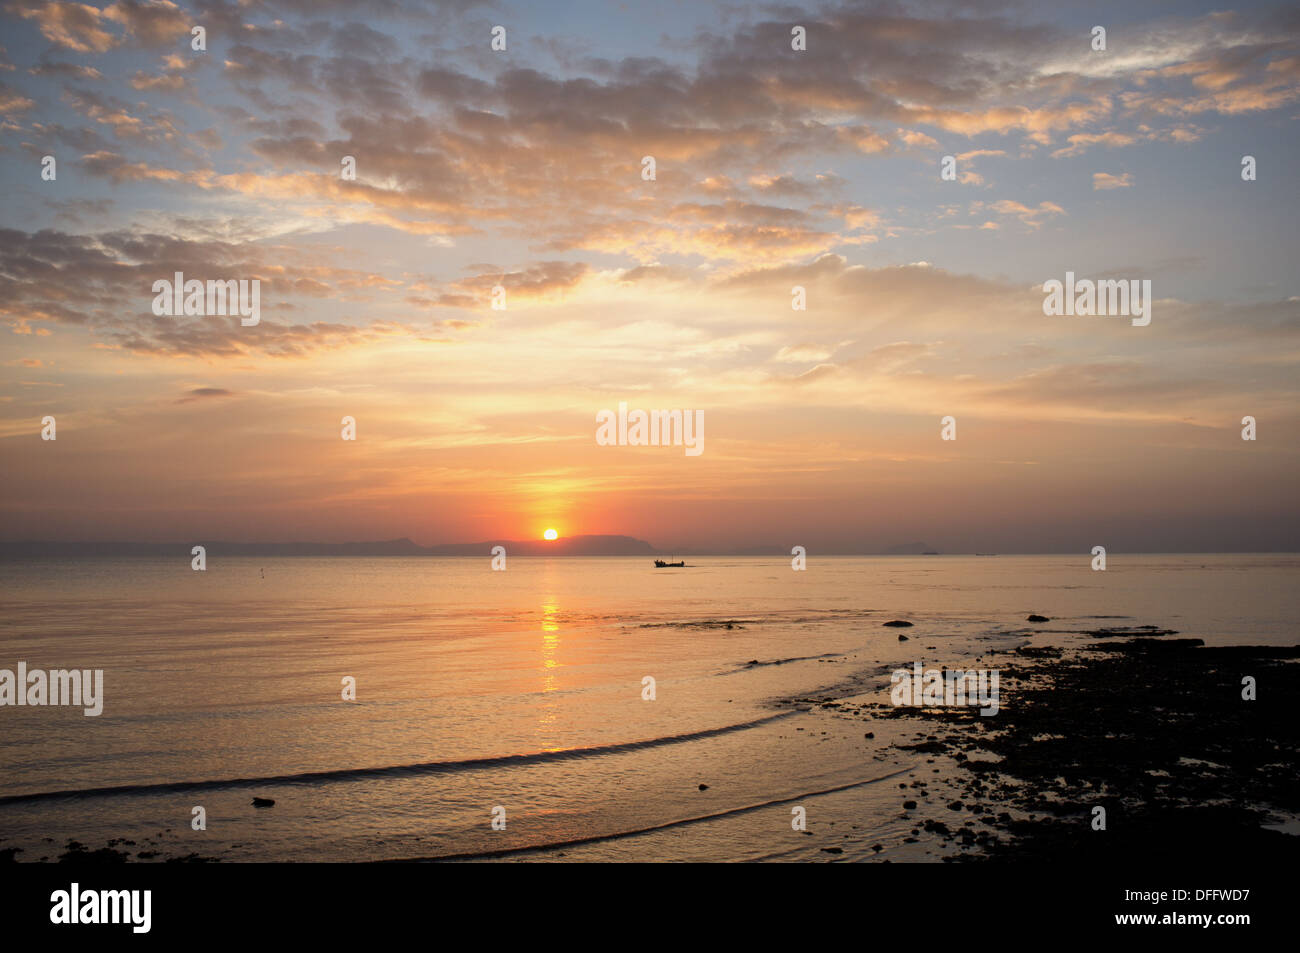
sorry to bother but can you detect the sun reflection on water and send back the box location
[538,598,561,739]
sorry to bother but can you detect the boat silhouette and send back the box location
[654,559,686,568]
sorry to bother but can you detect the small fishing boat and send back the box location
[654,559,686,568]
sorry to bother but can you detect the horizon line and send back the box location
[2,539,1297,558]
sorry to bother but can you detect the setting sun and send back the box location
[543,529,558,540]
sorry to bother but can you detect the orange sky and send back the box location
[1,0,1298,552]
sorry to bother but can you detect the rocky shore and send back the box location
[860,627,1300,861]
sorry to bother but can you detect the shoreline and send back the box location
[834,625,1300,861]
[5,618,1296,863]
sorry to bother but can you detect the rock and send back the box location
[1027,614,1050,623]
[864,731,874,739]
[898,634,909,641]
[821,847,843,854]
[698,783,709,791]
[903,800,918,809]
[251,797,275,808]
[883,620,914,628]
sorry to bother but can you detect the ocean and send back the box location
[1,554,1296,862]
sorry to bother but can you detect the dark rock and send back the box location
[58,843,129,863]
[698,784,709,791]
[1027,614,1050,623]
[251,797,275,807]
[883,620,914,628]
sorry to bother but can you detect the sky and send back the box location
[0,0,1297,553]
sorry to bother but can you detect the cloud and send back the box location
[977,199,1067,229]
[774,342,838,363]
[0,226,435,356]
[898,129,939,149]
[0,79,34,114]
[11,0,190,53]
[108,313,416,358]
[11,0,1288,276]
[27,58,104,80]
[12,1,118,53]
[1092,172,1134,190]
[175,386,236,403]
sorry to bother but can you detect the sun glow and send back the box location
[543,528,558,540]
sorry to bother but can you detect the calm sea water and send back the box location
[0,554,1295,861]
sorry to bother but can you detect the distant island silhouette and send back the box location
[0,535,654,558]
[0,536,957,557]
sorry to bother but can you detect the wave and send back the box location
[383,765,916,861]
[716,652,843,675]
[0,713,793,806]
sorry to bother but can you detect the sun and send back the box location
[543,528,558,540]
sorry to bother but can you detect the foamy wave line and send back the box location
[385,765,916,862]
[0,713,794,806]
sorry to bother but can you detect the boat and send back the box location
[654,559,686,568]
